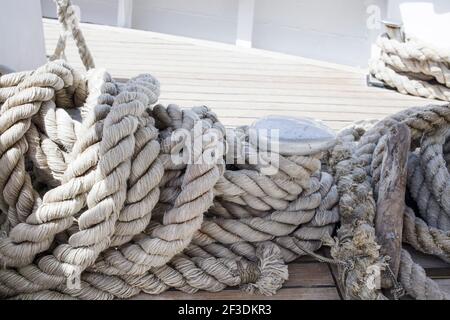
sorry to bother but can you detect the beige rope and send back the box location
[403,207,450,263]
[407,152,450,230]
[13,0,450,301]
[0,57,338,298]
[0,64,118,267]
[399,249,449,300]
[330,104,450,300]
[49,0,95,70]
[370,26,450,101]
[376,36,450,66]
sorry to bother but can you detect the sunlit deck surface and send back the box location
[43,18,450,300]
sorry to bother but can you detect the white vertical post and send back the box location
[117,0,133,28]
[236,0,255,48]
[0,0,46,71]
[386,0,402,23]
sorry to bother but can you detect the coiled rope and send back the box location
[370,23,450,101]
[0,0,339,299]
[329,105,450,300]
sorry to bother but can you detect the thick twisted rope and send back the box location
[370,25,450,101]
[0,61,107,268]
[3,57,338,298]
[49,0,95,70]
[399,249,449,300]
[8,242,288,300]
[0,62,338,298]
[402,207,450,263]
[376,36,450,66]
[330,104,450,300]
[0,61,160,285]
[0,0,342,300]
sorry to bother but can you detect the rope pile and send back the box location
[0,0,339,299]
[329,106,450,300]
[331,23,450,299]
[370,23,450,101]
[1,0,449,301]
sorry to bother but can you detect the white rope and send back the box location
[370,25,450,101]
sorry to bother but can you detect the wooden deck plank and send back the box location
[43,49,362,75]
[284,263,335,288]
[157,103,420,114]
[159,103,400,117]
[160,85,429,101]
[435,279,450,295]
[41,19,437,106]
[222,118,353,131]
[130,260,338,300]
[160,93,422,105]
[42,32,361,71]
[158,95,431,108]
[161,107,388,123]
[126,79,397,92]
[405,246,450,278]
[131,287,340,300]
[326,259,346,299]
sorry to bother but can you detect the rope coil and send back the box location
[329,105,450,300]
[1,0,449,300]
[370,23,450,101]
[0,0,339,299]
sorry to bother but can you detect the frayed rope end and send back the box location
[240,243,289,296]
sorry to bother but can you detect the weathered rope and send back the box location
[329,104,450,299]
[0,0,341,299]
[403,207,450,263]
[370,24,450,101]
[0,64,258,298]
[399,249,449,300]
[49,0,95,70]
[8,0,450,301]
[0,65,334,298]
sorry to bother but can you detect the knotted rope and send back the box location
[0,0,339,299]
[370,23,450,101]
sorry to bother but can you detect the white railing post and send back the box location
[0,0,46,71]
[236,0,255,48]
[117,0,133,28]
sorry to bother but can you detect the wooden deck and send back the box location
[42,18,444,131]
[132,252,341,300]
[130,247,450,300]
[42,18,450,300]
